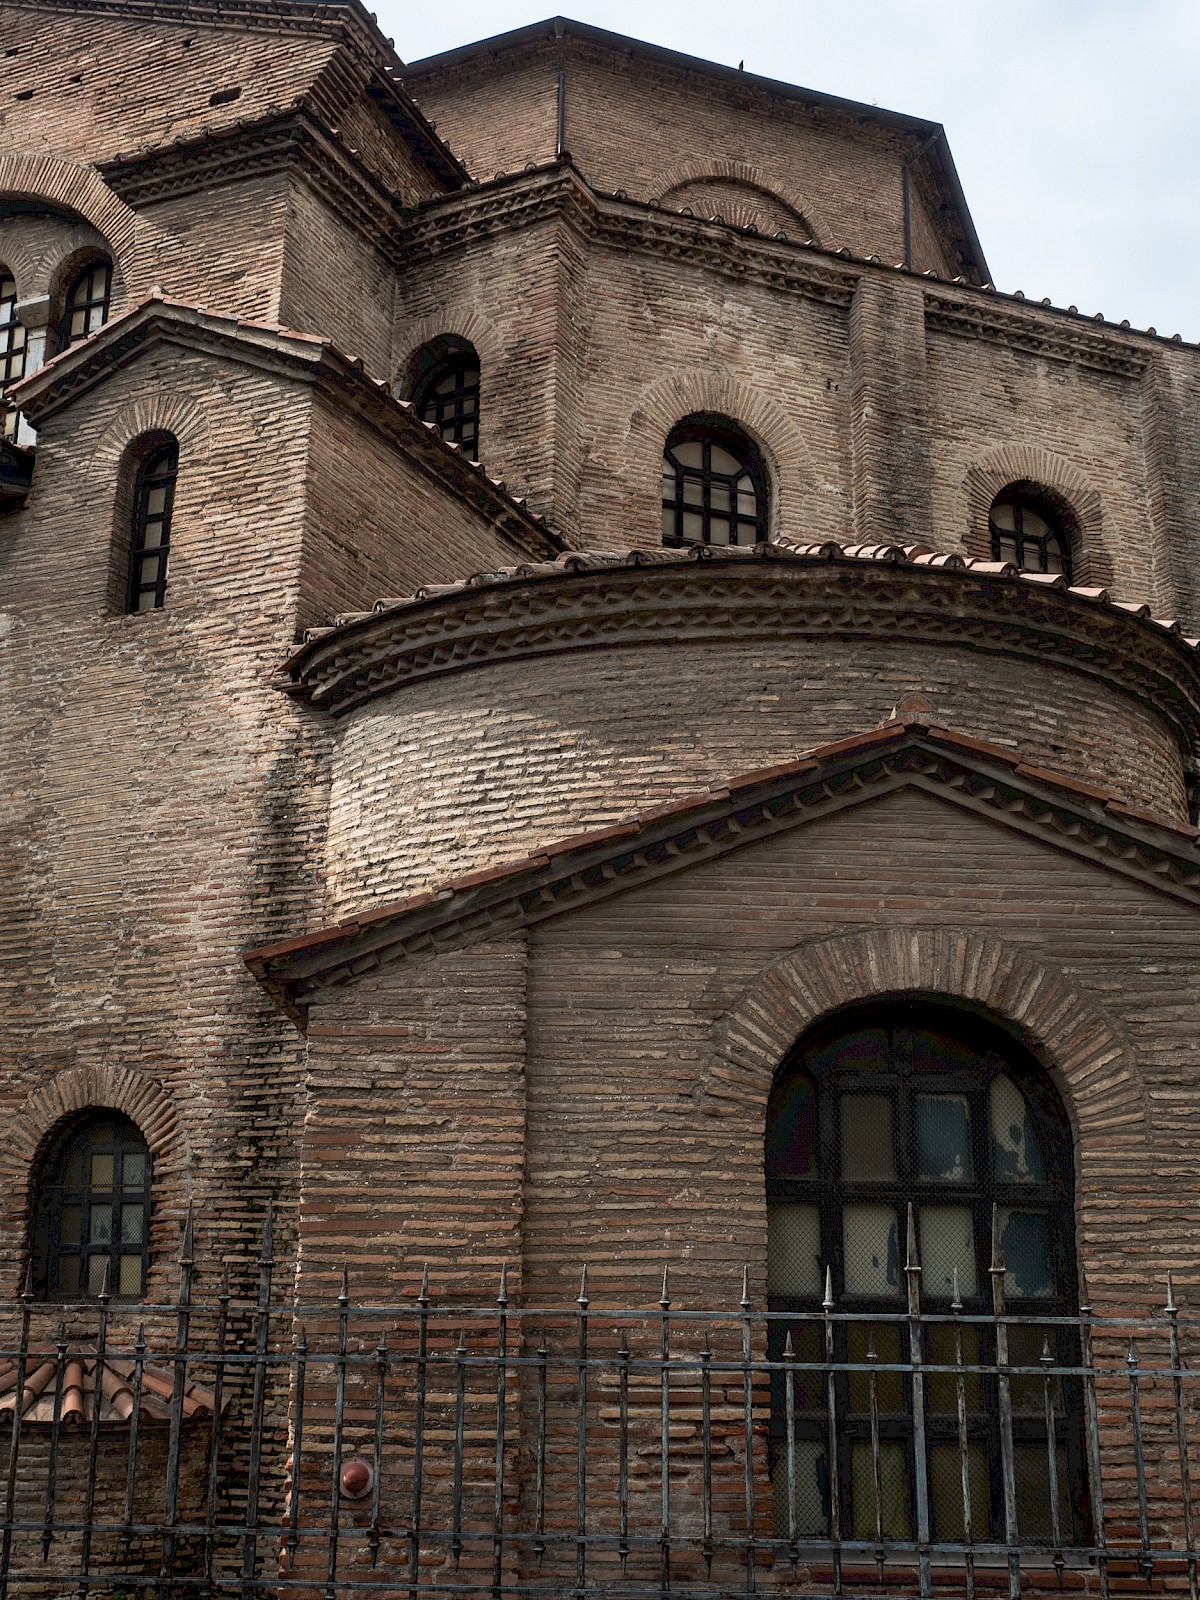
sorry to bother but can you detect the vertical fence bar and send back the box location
[324,1270,350,1600]
[41,1324,68,1561]
[1079,1294,1109,1600]
[823,1268,841,1598]
[160,1208,195,1600]
[241,1204,275,1598]
[77,1261,111,1598]
[905,1207,932,1599]
[452,1328,466,1570]
[741,1268,757,1598]
[408,1266,429,1600]
[1167,1275,1198,1600]
[203,1263,231,1589]
[866,1333,884,1583]
[951,1273,974,1600]
[492,1266,508,1600]
[616,1330,628,1576]
[784,1331,799,1576]
[121,1323,147,1565]
[990,1206,1020,1600]
[1127,1337,1153,1582]
[700,1331,713,1578]
[658,1268,671,1600]
[1041,1336,1065,1586]
[284,1327,307,1577]
[575,1268,589,1600]
[534,1333,547,1571]
[0,1267,33,1600]
[369,1328,387,1568]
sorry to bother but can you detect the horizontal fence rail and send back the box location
[0,1211,1198,1598]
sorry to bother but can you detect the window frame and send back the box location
[1,268,27,444]
[59,257,113,350]
[31,1113,153,1304]
[765,1003,1086,1547]
[661,416,768,548]
[413,352,481,458]
[988,490,1072,581]
[126,438,179,613]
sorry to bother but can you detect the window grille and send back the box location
[60,258,112,349]
[1,269,26,443]
[32,1113,152,1302]
[765,1004,1085,1546]
[989,491,1071,579]
[661,418,767,546]
[415,355,480,456]
[126,439,179,613]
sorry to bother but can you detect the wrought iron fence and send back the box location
[0,1207,1198,1599]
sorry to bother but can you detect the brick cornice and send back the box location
[924,287,1149,380]
[245,723,1200,1016]
[283,545,1200,756]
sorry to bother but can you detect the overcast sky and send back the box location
[373,0,1200,344]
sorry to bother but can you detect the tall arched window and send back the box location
[989,487,1071,580]
[32,1113,152,1302]
[126,436,179,612]
[661,415,767,547]
[765,1003,1084,1546]
[412,338,481,457]
[1,268,26,444]
[60,257,112,349]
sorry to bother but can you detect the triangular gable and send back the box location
[245,719,1200,1021]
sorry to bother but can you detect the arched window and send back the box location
[1,268,26,444]
[412,339,481,456]
[60,257,112,349]
[32,1113,152,1302]
[126,437,179,612]
[989,487,1071,580]
[661,416,767,547]
[765,1003,1084,1546]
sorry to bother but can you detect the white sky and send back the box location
[372,0,1200,344]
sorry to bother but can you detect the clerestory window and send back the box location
[126,437,179,613]
[60,258,112,349]
[989,489,1071,580]
[414,347,480,457]
[661,416,767,547]
[765,1003,1086,1547]
[32,1113,152,1302]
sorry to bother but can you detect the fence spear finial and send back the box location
[1167,1270,1178,1315]
[823,1265,835,1312]
[498,1261,508,1308]
[740,1263,751,1312]
[577,1264,589,1308]
[660,1265,670,1310]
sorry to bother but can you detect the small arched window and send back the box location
[60,257,112,349]
[32,1113,152,1302]
[1,268,26,444]
[661,416,767,547]
[989,488,1071,580]
[766,1004,1084,1546]
[126,437,179,612]
[413,340,481,457]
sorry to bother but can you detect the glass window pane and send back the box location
[673,442,703,469]
[851,1439,911,1540]
[90,1152,114,1188]
[847,1322,903,1414]
[1023,508,1051,538]
[682,478,703,507]
[59,1206,82,1246]
[120,1203,144,1244]
[58,1255,79,1294]
[660,508,675,540]
[681,511,703,543]
[843,1204,901,1297]
[710,483,730,513]
[989,1076,1045,1181]
[840,1094,895,1180]
[1014,1445,1071,1543]
[64,1151,84,1188]
[919,1205,977,1299]
[767,1203,822,1296]
[998,1208,1054,1299]
[88,1253,110,1295]
[766,1073,815,1177]
[996,535,1018,563]
[925,1323,983,1416]
[1007,1323,1062,1415]
[122,1152,147,1187]
[772,1439,828,1537]
[917,1094,973,1181]
[118,1254,143,1297]
[89,1203,112,1244]
[709,444,741,474]
[708,519,731,546]
[991,503,1016,531]
[930,1441,990,1543]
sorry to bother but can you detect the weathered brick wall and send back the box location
[141,177,290,324]
[323,626,1190,914]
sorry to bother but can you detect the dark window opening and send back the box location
[661,416,767,547]
[989,489,1071,580]
[126,439,179,613]
[60,258,112,349]
[414,351,480,457]
[32,1113,152,1302]
[0,268,27,443]
[765,1003,1086,1547]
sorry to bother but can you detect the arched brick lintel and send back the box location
[0,154,153,294]
[0,1064,192,1297]
[703,926,1147,1170]
[87,388,213,477]
[392,308,505,396]
[963,444,1107,586]
[650,158,827,247]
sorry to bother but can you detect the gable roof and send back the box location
[245,717,1200,1021]
[402,16,988,283]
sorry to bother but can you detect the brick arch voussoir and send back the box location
[392,308,504,396]
[0,1064,192,1294]
[87,390,213,479]
[703,927,1146,1164]
[0,155,157,296]
[964,445,1105,578]
[651,159,827,245]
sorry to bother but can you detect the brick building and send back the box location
[3,2,1200,1595]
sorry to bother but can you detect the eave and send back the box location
[245,720,1200,1021]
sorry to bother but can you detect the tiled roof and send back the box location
[0,1345,221,1425]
